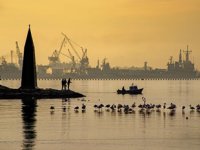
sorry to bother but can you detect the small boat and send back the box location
[117,85,143,95]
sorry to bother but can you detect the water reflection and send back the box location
[168,110,176,117]
[21,97,37,150]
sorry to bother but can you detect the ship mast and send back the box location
[183,45,192,62]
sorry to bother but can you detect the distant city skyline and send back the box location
[0,0,200,69]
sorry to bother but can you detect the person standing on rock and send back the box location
[61,79,64,90]
[67,78,72,90]
[61,78,67,90]
[64,79,67,90]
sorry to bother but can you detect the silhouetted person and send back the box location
[122,86,125,91]
[67,78,72,90]
[61,79,64,90]
[61,78,67,90]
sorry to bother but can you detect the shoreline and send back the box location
[0,85,85,99]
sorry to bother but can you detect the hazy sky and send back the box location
[0,0,200,69]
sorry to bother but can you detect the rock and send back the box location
[0,87,85,99]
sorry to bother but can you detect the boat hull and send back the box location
[117,88,143,95]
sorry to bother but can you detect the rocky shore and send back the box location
[0,85,85,99]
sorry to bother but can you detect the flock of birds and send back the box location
[50,97,200,119]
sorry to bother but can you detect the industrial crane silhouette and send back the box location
[48,33,89,73]
[16,41,23,69]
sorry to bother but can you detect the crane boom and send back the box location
[67,49,74,59]
[58,37,67,56]
[61,33,81,60]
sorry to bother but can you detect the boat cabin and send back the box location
[129,85,138,91]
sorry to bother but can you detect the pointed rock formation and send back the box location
[20,25,37,89]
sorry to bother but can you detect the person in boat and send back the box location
[122,86,125,92]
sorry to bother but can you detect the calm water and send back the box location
[0,80,200,150]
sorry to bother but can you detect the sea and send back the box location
[0,79,200,150]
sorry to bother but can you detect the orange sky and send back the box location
[0,0,200,69]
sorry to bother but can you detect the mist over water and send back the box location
[0,80,200,150]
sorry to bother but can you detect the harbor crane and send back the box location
[0,42,22,68]
[61,33,82,60]
[16,41,23,69]
[61,33,89,71]
[48,33,89,73]
[0,56,7,65]
[48,37,66,64]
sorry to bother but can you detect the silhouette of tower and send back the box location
[179,49,182,64]
[183,45,192,62]
[20,25,37,89]
[144,61,147,71]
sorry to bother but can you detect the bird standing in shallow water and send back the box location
[142,97,146,106]
[131,102,136,109]
[105,104,111,110]
[62,106,66,112]
[117,104,123,111]
[167,103,176,110]
[182,106,186,115]
[74,106,79,112]
[82,104,86,112]
[50,105,55,114]
[97,104,104,112]
[163,103,166,109]
[50,106,55,110]
[196,104,200,112]
[110,104,116,111]
[189,105,195,111]
[156,104,161,109]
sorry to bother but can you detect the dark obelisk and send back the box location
[20,25,37,89]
